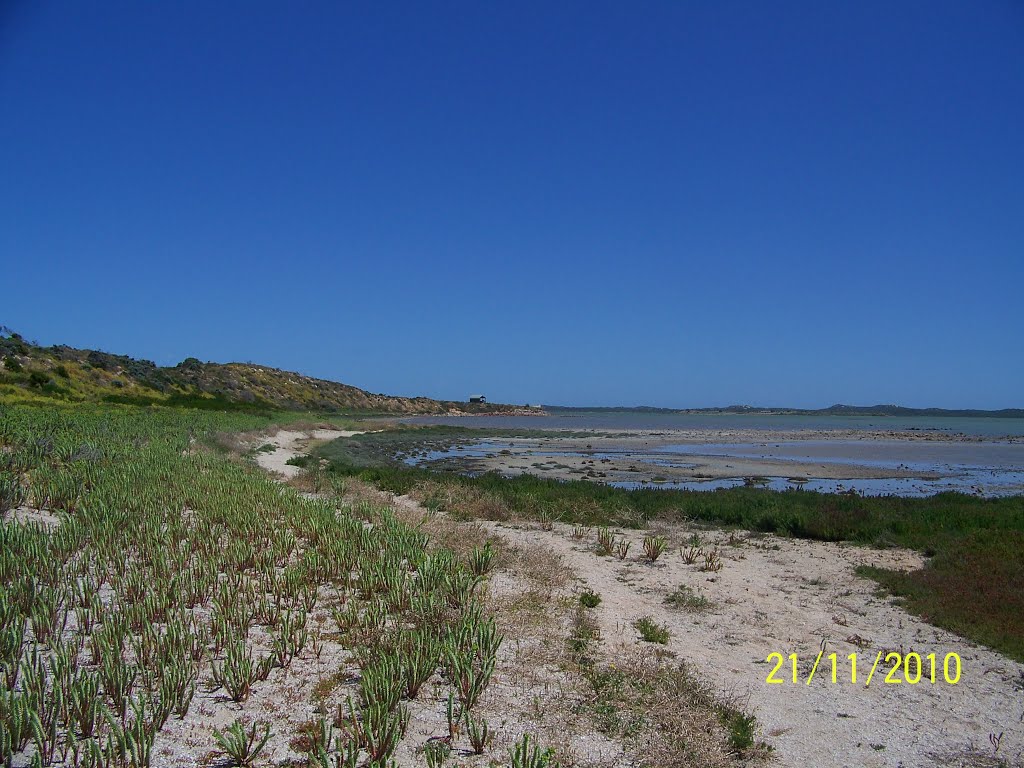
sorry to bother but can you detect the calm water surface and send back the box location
[403,411,1024,438]
[398,413,1024,497]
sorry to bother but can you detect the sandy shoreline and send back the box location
[489,519,1024,767]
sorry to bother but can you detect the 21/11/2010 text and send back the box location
[765,651,961,686]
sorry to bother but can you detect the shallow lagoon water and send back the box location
[403,411,1024,438]
[659,439,1024,468]
[402,437,1024,498]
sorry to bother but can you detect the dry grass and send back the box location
[622,650,769,766]
[211,428,256,455]
[479,539,625,768]
[500,540,574,592]
[268,420,336,433]
[341,476,398,507]
[410,480,515,521]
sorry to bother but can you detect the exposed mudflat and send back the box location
[405,430,1024,497]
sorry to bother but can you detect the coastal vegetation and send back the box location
[664,585,713,613]
[0,403,551,767]
[633,617,670,645]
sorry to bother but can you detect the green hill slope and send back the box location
[0,330,510,414]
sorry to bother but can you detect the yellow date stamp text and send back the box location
[765,651,961,686]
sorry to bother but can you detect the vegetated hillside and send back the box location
[0,330,511,414]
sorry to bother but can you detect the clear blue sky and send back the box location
[2,2,1022,409]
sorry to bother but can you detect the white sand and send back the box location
[252,428,365,477]
[489,521,1024,767]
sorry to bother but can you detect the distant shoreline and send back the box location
[542,404,1024,419]
[403,412,1024,441]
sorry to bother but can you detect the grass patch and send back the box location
[567,605,602,667]
[589,657,770,760]
[722,710,758,753]
[579,589,602,609]
[856,528,1024,661]
[315,425,597,469]
[665,585,713,612]
[565,603,765,763]
[633,616,670,644]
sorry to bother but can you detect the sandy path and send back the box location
[252,428,364,477]
[488,522,1024,768]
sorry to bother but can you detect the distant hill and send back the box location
[797,403,1024,418]
[0,330,518,415]
[545,403,1024,418]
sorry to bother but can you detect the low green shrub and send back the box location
[633,616,670,644]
